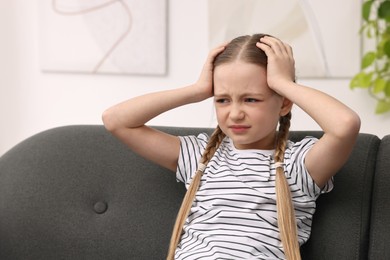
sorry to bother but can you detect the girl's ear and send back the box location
[280,98,293,116]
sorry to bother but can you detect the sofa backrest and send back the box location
[0,125,185,259]
[0,125,383,259]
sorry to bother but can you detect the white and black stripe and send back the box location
[175,133,333,259]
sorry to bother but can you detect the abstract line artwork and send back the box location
[209,0,361,78]
[39,0,167,75]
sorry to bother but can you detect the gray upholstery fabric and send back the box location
[0,125,387,259]
[298,132,380,260]
[0,126,185,259]
[369,135,390,260]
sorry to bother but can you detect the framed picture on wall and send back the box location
[209,0,361,79]
[38,0,167,75]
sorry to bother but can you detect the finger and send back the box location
[284,42,294,58]
[260,36,283,54]
[209,41,228,59]
[256,41,275,56]
[260,36,290,56]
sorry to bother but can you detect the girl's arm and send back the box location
[102,44,226,172]
[257,36,361,188]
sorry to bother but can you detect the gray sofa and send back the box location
[0,125,388,260]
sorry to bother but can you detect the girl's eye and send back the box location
[215,98,229,103]
[245,98,259,103]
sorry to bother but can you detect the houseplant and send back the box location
[350,0,390,114]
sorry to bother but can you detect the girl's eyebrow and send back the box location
[214,93,265,98]
[213,93,227,98]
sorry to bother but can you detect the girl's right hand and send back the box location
[193,43,228,101]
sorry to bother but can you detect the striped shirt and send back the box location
[175,133,333,260]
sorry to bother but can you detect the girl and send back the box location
[102,34,360,259]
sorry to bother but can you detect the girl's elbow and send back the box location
[102,109,119,133]
[348,112,361,135]
[339,111,361,139]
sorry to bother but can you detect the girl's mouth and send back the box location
[229,125,250,134]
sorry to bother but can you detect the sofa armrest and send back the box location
[369,134,390,259]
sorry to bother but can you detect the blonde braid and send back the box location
[167,126,226,260]
[274,112,301,260]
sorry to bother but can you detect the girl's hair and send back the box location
[167,126,226,260]
[167,34,299,260]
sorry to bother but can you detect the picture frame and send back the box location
[38,0,167,75]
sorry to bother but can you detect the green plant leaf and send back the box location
[386,25,390,35]
[363,0,374,21]
[385,81,390,96]
[378,37,390,57]
[380,61,390,73]
[374,78,387,93]
[362,52,376,68]
[378,0,390,22]
[384,40,390,58]
[375,100,390,114]
[350,72,373,89]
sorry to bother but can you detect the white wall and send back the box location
[0,0,389,156]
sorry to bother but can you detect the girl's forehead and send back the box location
[214,62,269,94]
[214,62,266,82]
[214,60,264,72]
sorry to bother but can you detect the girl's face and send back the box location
[213,61,291,150]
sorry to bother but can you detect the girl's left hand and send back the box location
[256,36,295,92]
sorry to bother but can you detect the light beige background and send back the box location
[209,0,361,78]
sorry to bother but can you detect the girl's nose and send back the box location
[229,103,245,121]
